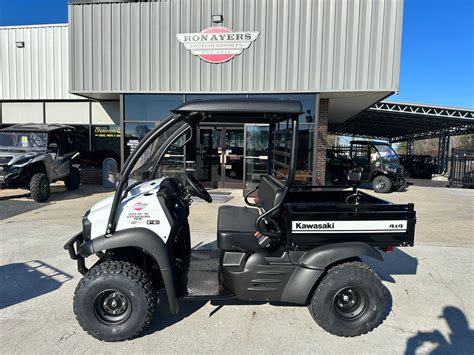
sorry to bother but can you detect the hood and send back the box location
[0,151,40,165]
[87,178,166,239]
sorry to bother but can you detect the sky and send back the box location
[0,0,473,108]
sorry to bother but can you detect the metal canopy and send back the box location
[329,101,474,143]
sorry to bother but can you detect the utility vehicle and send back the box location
[328,141,407,193]
[64,100,416,341]
[0,124,80,202]
[399,155,438,179]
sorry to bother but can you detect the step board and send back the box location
[182,249,233,298]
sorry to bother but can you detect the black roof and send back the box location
[0,124,74,133]
[172,99,304,115]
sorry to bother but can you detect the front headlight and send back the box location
[384,164,398,173]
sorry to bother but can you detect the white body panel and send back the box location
[292,220,408,234]
[87,178,172,243]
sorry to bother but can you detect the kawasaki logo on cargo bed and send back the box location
[292,220,407,234]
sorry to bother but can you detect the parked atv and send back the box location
[65,99,416,341]
[0,124,80,202]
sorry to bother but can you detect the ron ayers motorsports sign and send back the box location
[176,27,259,64]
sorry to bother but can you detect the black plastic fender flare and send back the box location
[369,169,394,182]
[280,242,383,305]
[78,228,179,315]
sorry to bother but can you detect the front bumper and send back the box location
[63,232,89,274]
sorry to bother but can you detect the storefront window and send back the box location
[124,123,155,158]
[244,125,269,190]
[125,95,183,122]
[123,95,184,160]
[84,125,121,167]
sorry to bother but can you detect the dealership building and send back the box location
[0,0,406,190]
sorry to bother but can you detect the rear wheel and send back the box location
[30,173,50,202]
[372,175,392,193]
[309,262,387,337]
[73,260,157,342]
[65,167,80,190]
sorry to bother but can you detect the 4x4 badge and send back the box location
[177,27,259,64]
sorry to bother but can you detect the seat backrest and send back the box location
[258,175,284,217]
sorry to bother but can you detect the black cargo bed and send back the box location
[282,189,416,250]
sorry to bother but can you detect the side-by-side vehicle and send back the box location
[0,124,80,202]
[65,100,416,341]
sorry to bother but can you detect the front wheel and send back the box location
[309,262,387,337]
[372,175,392,193]
[73,260,157,342]
[30,173,50,202]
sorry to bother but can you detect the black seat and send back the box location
[217,205,261,251]
[217,175,284,252]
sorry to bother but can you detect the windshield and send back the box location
[129,118,190,182]
[0,131,48,152]
[372,144,399,161]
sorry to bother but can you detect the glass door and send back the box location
[222,128,245,189]
[197,127,245,189]
[197,128,222,188]
[244,124,270,193]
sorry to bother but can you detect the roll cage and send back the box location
[106,99,303,236]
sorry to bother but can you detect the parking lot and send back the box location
[0,184,473,354]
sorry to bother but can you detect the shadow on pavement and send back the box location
[405,306,474,355]
[47,184,113,202]
[0,199,49,220]
[142,290,207,337]
[0,260,73,309]
[366,247,418,283]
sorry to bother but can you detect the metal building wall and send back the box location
[68,0,403,95]
[0,24,80,100]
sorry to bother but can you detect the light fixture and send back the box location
[212,14,223,24]
[16,41,25,48]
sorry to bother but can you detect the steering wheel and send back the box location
[181,172,213,203]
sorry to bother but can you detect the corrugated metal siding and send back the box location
[0,24,81,100]
[69,0,403,94]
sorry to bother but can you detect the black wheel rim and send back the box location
[375,179,385,190]
[333,286,368,320]
[93,290,132,325]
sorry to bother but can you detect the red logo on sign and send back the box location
[177,27,259,64]
[132,201,148,211]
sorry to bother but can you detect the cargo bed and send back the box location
[282,188,416,250]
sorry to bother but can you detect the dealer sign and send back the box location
[177,27,259,64]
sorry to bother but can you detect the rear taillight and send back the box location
[382,246,394,252]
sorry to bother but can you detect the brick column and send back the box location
[312,98,329,186]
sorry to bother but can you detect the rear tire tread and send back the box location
[309,261,387,337]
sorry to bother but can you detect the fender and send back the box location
[31,155,54,180]
[280,242,382,305]
[369,168,393,182]
[78,228,179,315]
